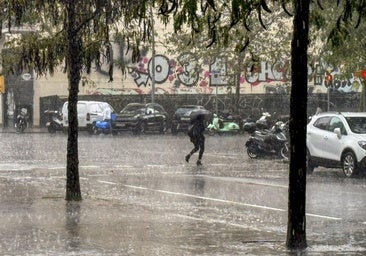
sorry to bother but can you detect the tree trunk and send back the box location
[235,53,243,115]
[65,1,82,201]
[286,0,310,250]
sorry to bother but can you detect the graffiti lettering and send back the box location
[148,54,170,83]
[128,52,361,94]
[210,57,228,85]
[177,52,198,86]
[244,61,289,84]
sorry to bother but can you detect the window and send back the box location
[328,117,346,135]
[346,117,366,134]
[77,104,87,114]
[313,116,330,130]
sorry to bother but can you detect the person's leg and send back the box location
[186,140,199,162]
[197,136,205,165]
[107,119,112,134]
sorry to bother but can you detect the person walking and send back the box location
[102,103,112,134]
[185,114,205,166]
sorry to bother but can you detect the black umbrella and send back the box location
[189,109,212,122]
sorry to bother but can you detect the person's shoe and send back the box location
[185,154,190,163]
[196,160,202,166]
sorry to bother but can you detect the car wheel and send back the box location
[247,147,258,158]
[342,151,358,177]
[280,144,289,160]
[48,125,56,134]
[140,121,147,134]
[306,149,315,174]
[171,124,178,135]
[87,125,94,135]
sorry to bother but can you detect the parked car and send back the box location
[61,101,114,134]
[112,103,168,134]
[307,111,366,177]
[171,105,211,134]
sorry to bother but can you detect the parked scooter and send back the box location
[245,121,289,160]
[255,112,274,130]
[242,116,257,134]
[242,112,286,134]
[15,108,28,133]
[242,112,271,134]
[92,113,116,135]
[44,110,63,133]
[207,113,241,135]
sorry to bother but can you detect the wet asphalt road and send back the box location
[0,131,365,255]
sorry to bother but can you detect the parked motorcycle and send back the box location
[92,113,116,135]
[242,112,288,134]
[241,116,257,134]
[245,121,289,160]
[207,113,241,135]
[44,110,63,133]
[255,112,274,130]
[15,108,28,133]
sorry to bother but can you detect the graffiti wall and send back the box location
[88,52,363,95]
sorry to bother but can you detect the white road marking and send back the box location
[81,165,100,169]
[48,167,65,170]
[172,213,263,231]
[114,165,135,168]
[98,180,117,185]
[101,181,342,221]
[194,175,288,189]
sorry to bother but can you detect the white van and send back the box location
[61,101,113,133]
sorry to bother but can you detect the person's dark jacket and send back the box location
[188,116,205,141]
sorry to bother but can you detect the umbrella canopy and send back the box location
[189,109,212,122]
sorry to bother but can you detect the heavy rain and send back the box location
[0,131,364,255]
[1,1,366,255]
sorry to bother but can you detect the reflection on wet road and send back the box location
[0,133,365,255]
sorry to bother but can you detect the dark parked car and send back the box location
[171,105,211,134]
[112,103,168,134]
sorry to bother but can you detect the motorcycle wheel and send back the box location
[280,145,289,160]
[247,147,258,158]
[16,123,25,133]
[47,125,56,134]
[208,128,215,136]
[92,125,100,135]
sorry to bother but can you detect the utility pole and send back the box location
[150,4,156,103]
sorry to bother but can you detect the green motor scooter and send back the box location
[207,113,241,135]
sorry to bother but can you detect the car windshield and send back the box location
[176,107,198,116]
[121,104,144,114]
[345,117,366,134]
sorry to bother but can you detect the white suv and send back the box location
[61,101,113,134]
[307,111,366,177]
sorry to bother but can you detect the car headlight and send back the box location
[358,141,366,150]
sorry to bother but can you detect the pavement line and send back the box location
[81,165,100,169]
[48,167,65,170]
[120,183,342,221]
[306,213,341,220]
[114,165,135,168]
[172,213,264,232]
[123,184,284,211]
[194,175,288,189]
[98,180,117,185]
